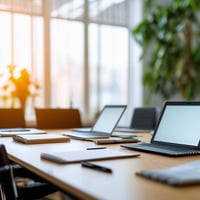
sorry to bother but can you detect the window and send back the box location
[50,19,84,109]
[89,24,128,113]
[0,12,11,68]
[0,0,142,124]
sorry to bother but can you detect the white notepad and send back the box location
[41,149,139,163]
[0,128,46,137]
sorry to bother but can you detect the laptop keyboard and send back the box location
[122,143,200,156]
[74,132,109,137]
[141,143,190,152]
[64,131,110,139]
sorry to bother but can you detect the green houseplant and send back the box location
[133,0,200,101]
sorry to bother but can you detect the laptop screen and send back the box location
[153,103,200,146]
[92,105,126,134]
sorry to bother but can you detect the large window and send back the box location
[0,2,43,117]
[89,24,128,114]
[51,19,84,108]
[0,12,11,68]
[0,0,142,124]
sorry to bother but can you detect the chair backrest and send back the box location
[0,144,57,200]
[0,109,26,128]
[130,107,157,130]
[0,144,18,200]
[35,108,82,129]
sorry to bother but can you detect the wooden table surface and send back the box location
[1,130,200,200]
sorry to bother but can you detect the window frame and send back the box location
[0,0,143,125]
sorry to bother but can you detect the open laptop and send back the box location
[121,101,200,156]
[63,105,127,140]
[115,107,157,133]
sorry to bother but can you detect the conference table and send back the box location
[1,130,200,200]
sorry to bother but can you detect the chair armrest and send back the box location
[12,164,48,183]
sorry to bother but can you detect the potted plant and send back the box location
[0,65,40,109]
[132,0,200,102]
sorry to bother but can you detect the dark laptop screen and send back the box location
[153,103,200,146]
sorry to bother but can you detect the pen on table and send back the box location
[81,162,112,173]
[86,147,107,150]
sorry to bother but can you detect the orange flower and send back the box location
[0,65,40,108]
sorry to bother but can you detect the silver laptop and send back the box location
[115,107,157,133]
[63,105,127,140]
[121,101,200,156]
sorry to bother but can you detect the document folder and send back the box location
[41,148,139,164]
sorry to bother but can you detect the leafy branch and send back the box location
[133,0,200,100]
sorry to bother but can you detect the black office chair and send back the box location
[0,144,58,200]
[130,107,157,130]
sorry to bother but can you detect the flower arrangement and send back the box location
[0,65,40,108]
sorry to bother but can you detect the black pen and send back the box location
[86,147,106,150]
[81,162,112,173]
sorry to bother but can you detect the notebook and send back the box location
[13,134,70,144]
[121,101,200,156]
[63,105,127,140]
[41,148,139,163]
[0,128,46,137]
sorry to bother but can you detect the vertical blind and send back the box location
[0,0,43,15]
[50,0,129,27]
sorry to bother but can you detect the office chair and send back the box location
[0,109,26,128]
[35,108,82,129]
[130,107,157,130]
[0,110,58,199]
[0,144,58,200]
